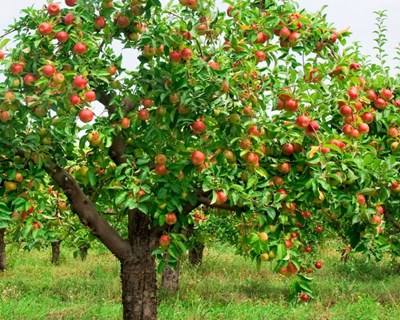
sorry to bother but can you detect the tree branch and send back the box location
[44,160,132,261]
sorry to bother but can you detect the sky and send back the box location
[0,0,399,66]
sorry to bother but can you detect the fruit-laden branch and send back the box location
[45,160,132,261]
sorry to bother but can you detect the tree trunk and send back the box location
[189,242,205,266]
[161,262,180,294]
[0,229,5,272]
[51,241,61,265]
[79,245,89,261]
[120,211,158,320]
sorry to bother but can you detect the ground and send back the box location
[0,243,400,320]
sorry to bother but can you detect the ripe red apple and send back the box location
[282,143,294,156]
[301,211,312,219]
[374,98,388,109]
[255,31,268,44]
[73,75,88,89]
[42,64,56,77]
[361,112,374,123]
[296,115,310,128]
[65,0,77,6]
[304,245,312,253]
[347,86,359,100]
[0,111,11,123]
[116,15,130,28]
[56,31,69,43]
[366,89,377,101]
[278,162,291,174]
[371,215,382,225]
[155,154,167,165]
[165,212,177,225]
[279,27,291,39]
[288,31,300,43]
[23,73,36,86]
[191,150,205,166]
[376,205,385,215]
[47,3,60,16]
[73,42,88,55]
[320,146,330,154]
[245,152,259,167]
[64,13,75,25]
[299,292,310,302]
[10,63,24,75]
[388,127,399,138]
[95,16,106,29]
[121,117,130,129]
[38,22,53,35]
[255,50,266,62]
[350,62,361,71]
[380,88,393,101]
[357,194,366,205]
[208,61,220,70]
[342,124,353,136]
[306,120,319,134]
[215,191,228,205]
[314,261,323,269]
[181,48,193,61]
[155,164,168,176]
[79,108,94,123]
[84,91,96,102]
[330,31,338,42]
[284,239,293,249]
[248,125,262,137]
[315,225,324,233]
[159,234,171,248]
[285,99,298,112]
[339,104,352,116]
[351,128,360,138]
[170,51,181,63]
[358,123,369,134]
[70,94,81,105]
[0,51,5,60]
[191,119,206,134]
[138,109,150,121]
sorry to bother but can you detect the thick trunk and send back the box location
[79,245,89,261]
[0,229,5,272]
[189,242,205,266]
[161,262,180,294]
[121,211,158,320]
[51,241,61,265]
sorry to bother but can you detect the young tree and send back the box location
[1,0,400,319]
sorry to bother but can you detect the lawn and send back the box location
[1,243,400,320]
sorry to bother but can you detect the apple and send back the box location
[181,48,193,61]
[155,154,167,165]
[64,13,75,25]
[284,239,293,249]
[215,190,228,205]
[350,62,361,71]
[279,27,291,39]
[278,162,291,174]
[288,31,300,43]
[255,50,266,62]
[191,151,205,166]
[256,32,269,44]
[73,75,88,89]
[47,3,60,16]
[299,292,310,302]
[65,0,77,6]
[88,131,101,146]
[306,120,319,134]
[70,94,81,105]
[260,253,269,261]
[10,63,24,75]
[42,64,56,77]
[95,16,106,29]
[165,212,177,225]
[282,143,294,156]
[285,99,298,112]
[296,115,310,128]
[304,245,312,253]
[56,31,69,43]
[0,51,5,60]
[121,117,130,129]
[79,108,94,123]
[248,125,262,137]
[357,194,366,205]
[376,205,385,215]
[191,119,206,134]
[330,31,338,42]
[155,164,168,176]
[116,15,130,28]
[159,234,171,248]
[258,232,268,242]
[315,225,324,233]
[208,61,220,70]
[138,109,150,121]
[314,261,323,269]
[23,73,36,86]
[380,88,393,101]
[388,127,399,138]
[4,181,17,192]
[366,89,377,101]
[361,112,374,123]
[169,51,181,63]
[245,152,259,167]
[301,211,312,219]
[84,90,96,102]
[371,215,382,225]
[73,42,88,55]
[374,98,387,109]
[347,86,358,100]
[142,98,154,108]
[339,104,352,116]
[358,123,369,134]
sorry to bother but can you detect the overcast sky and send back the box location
[1,0,399,67]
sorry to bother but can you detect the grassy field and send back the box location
[1,243,400,320]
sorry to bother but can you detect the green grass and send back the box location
[1,244,400,320]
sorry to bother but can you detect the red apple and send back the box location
[63,13,75,25]
[73,42,88,55]
[138,109,150,121]
[42,64,56,77]
[165,212,177,225]
[181,48,193,61]
[84,91,96,102]
[95,16,106,29]
[215,191,228,205]
[47,3,60,16]
[191,119,206,134]
[70,94,81,105]
[121,117,130,129]
[79,108,94,123]
[73,75,88,89]
[56,31,69,43]
[170,51,181,63]
[191,150,205,166]
[65,0,77,6]
[159,234,171,248]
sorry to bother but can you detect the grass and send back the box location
[1,243,400,320]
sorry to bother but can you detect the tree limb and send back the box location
[44,160,132,261]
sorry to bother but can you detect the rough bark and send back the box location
[189,242,205,266]
[161,261,180,294]
[121,210,158,320]
[0,229,5,272]
[51,241,61,265]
